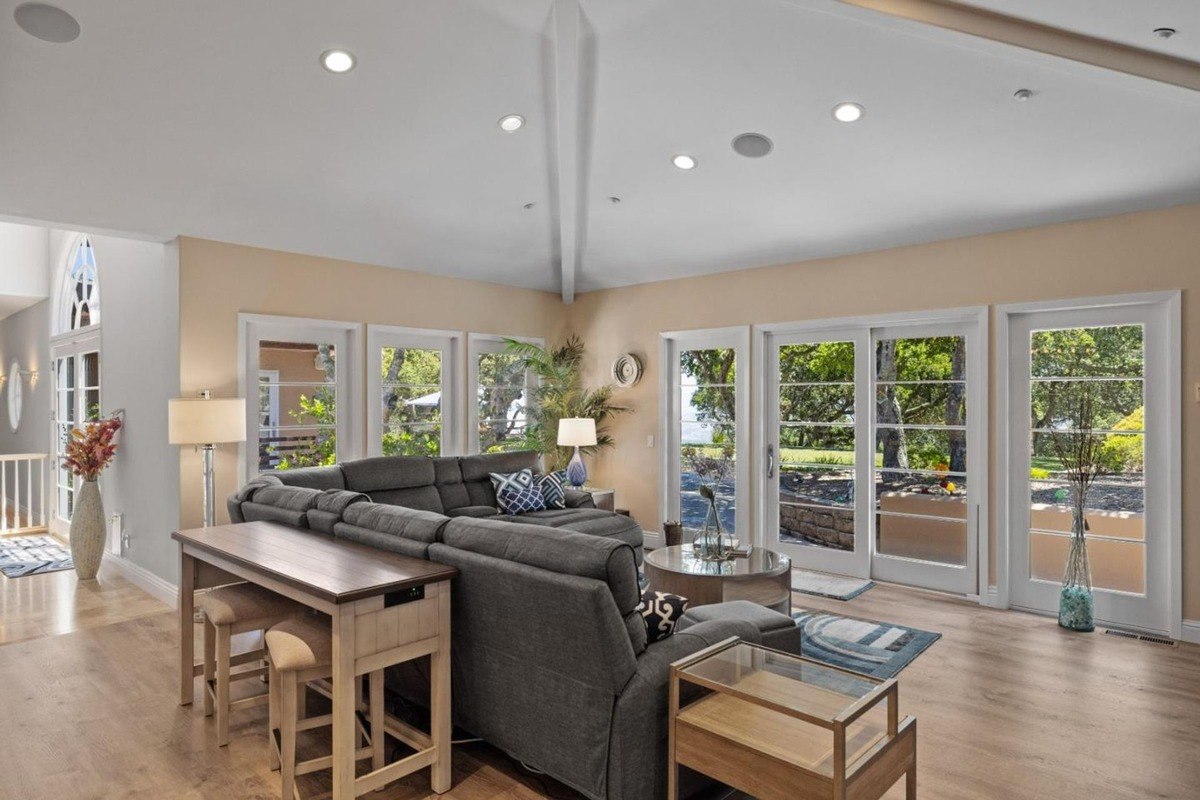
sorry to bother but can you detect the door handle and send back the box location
[766,444,775,479]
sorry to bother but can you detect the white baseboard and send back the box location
[1181,619,1200,645]
[102,553,178,608]
[978,586,1006,609]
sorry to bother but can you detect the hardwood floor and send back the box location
[0,569,1197,799]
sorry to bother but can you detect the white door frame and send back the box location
[755,306,989,598]
[996,291,1181,637]
[366,325,463,457]
[237,313,363,484]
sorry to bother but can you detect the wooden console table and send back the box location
[669,638,916,800]
[174,521,458,799]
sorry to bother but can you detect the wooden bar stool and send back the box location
[266,615,387,800]
[198,583,305,746]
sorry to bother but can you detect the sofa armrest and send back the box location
[629,618,761,689]
[564,489,596,509]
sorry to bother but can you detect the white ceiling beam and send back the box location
[831,0,1200,92]
[545,0,595,304]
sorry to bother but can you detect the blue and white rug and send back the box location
[792,611,940,678]
[0,535,74,578]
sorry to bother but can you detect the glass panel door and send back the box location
[1009,303,1170,633]
[50,339,101,534]
[870,328,978,594]
[766,329,870,577]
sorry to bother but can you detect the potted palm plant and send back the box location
[503,336,628,471]
[62,411,123,580]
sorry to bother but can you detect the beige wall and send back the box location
[565,202,1198,618]
[177,237,568,530]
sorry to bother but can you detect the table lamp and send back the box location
[557,417,597,488]
[169,391,246,527]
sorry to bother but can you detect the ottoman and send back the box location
[677,599,801,655]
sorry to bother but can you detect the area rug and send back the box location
[792,568,874,601]
[791,611,940,678]
[0,535,73,578]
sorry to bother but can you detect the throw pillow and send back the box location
[490,469,534,512]
[535,470,568,510]
[499,485,547,516]
[640,589,689,643]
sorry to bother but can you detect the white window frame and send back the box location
[237,314,362,483]
[366,325,463,458]
[258,370,280,431]
[660,326,751,541]
[466,333,542,455]
[996,291,1181,638]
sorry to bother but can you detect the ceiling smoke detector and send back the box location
[732,133,773,158]
[13,3,80,43]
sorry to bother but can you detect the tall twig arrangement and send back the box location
[1049,389,1102,592]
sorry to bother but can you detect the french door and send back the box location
[764,314,983,595]
[1007,300,1174,633]
[49,329,101,537]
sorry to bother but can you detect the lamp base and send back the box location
[566,446,587,488]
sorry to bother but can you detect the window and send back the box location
[662,328,750,539]
[367,326,461,457]
[468,335,539,454]
[240,315,361,478]
[56,236,100,334]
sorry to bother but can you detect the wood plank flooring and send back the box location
[0,568,1197,799]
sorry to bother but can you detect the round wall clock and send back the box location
[7,360,21,432]
[611,353,643,388]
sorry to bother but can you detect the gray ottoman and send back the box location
[677,599,801,655]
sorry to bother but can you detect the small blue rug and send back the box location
[792,611,940,679]
[0,535,74,578]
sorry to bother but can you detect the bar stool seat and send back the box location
[197,583,304,746]
[266,617,387,800]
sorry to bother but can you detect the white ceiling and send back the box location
[1,1,1199,297]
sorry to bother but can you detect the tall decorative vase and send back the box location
[1058,495,1095,632]
[691,486,728,562]
[70,479,106,580]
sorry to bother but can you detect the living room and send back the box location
[0,2,1198,799]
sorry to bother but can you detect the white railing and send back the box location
[1,453,49,534]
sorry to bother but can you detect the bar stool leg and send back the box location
[281,675,298,800]
[268,661,281,771]
[215,623,232,747]
[369,670,385,772]
[202,615,216,717]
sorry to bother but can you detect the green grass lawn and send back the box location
[683,443,1068,475]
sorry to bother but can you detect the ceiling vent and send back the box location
[732,133,773,158]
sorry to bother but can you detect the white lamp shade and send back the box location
[169,397,247,445]
[557,417,597,447]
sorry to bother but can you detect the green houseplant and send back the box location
[503,336,629,472]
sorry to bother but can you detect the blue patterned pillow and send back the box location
[490,469,534,512]
[499,485,547,515]
[535,470,568,510]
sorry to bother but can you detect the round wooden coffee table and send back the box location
[644,545,792,614]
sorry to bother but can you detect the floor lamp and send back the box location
[169,391,246,527]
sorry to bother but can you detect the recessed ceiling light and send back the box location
[832,102,865,123]
[732,133,773,158]
[499,114,525,132]
[1153,27,1177,39]
[13,3,80,43]
[672,154,697,170]
[1013,88,1035,102]
[523,202,536,210]
[320,49,356,74]
[608,196,622,204]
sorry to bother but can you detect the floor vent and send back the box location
[1103,629,1177,646]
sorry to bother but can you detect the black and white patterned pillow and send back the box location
[535,470,568,509]
[490,469,534,512]
[640,589,689,643]
[499,485,547,515]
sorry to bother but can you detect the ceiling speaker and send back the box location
[732,133,773,158]
[13,3,80,43]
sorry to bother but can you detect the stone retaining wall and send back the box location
[780,500,854,550]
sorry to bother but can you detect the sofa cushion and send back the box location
[342,455,435,493]
[341,502,449,544]
[445,505,499,518]
[268,466,346,491]
[432,457,470,511]
[307,489,371,535]
[459,451,539,506]
[250,484,322,512]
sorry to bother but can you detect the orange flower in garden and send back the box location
[62,413,123,481]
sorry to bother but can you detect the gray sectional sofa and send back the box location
[227,451,798,800]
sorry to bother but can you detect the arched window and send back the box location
[57,235,100,334]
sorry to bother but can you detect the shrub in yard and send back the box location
[1099,406,1144,473]
[1029,467,1052,480]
